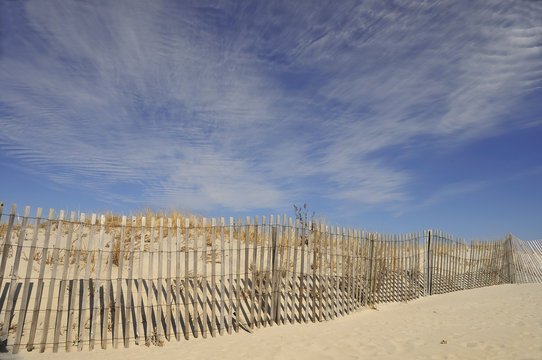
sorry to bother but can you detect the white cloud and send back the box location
[0,0,541,213]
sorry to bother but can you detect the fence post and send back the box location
[364,233,375,306]
[425,230,432,296]
[271,221,280,324]
[505,233,516,284]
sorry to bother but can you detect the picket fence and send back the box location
[0,203,541,354]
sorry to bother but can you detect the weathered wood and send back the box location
[136,217,146,344]
[227,217,234,333]
[210,218,216,336]
[284,218,293,324]
[304,221,311,322]
[76,214,96,351]
[114,216,126,348]
[66,213,85,352]
[175,218,182,341]
[52,211,76,352]
[0,204,17,298]
[26,208,55,351]
[38,209,64,352]
[330,227,337,315]
[219,217,226,335]
[260,216,273,327]
[183,218,190,340]
[89,214,106,350]
[242,216,249,327]
[235,216,242,333]
[317,224,324,320]
[122,217,137,348]
[2,205,30,350]
[154,218,164,342]
[322,226,330,319]
[266,216,275,326]
[298,219,306,323]
[201,218,208,338]
[192,218,199,338]
[335,227,341,312]
[13,207,43,354]
[276,214,287,325]
[290,219,299,324]
[102,214,117,349]
[165,218,173,341]
[249,216,257,328]
[146,217,155,344]
[271,216,281,324]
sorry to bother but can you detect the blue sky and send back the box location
[1,0,541,240]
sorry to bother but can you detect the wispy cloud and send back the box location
[1,0,541,214]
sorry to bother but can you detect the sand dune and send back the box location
[7,283,541,360]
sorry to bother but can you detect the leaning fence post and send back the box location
[505,233,515,284]
[364,233,375,306]
[425,230,432,296]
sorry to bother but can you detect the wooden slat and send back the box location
[26,209,53,352]
[201,218,208,338]
[227,217,234,334]
[353,230,361,307]
[102,214,117,349]
[335,227,341,313]
[210,218,216,337]
[112,216,126,348]
[277,214,287,325]
[12,207,43,354]
[219,217,226,335]
[2,205,30,350]
[323,226,330,319]
[192,218,199,338]
[234,216,241,333]
[317,224,324,321]
[76,214,96,351]
[136,217,146,344]
[89,214,106,350]
[348,229,354,311]
[307,221,314,323]
[175,218,182,341]
[0,204,17,299]
[298,219,306,323]
[155,218,164,342]
[40,209,65,352]
[309,222,316,323]
[183,218,190,340]
[66,213,85,352]
[331,227,337,315]
[52,211,76,352]
[284,218,293,324]
[242,216,249,328]
[260,216,267,327]
[271,215,281,324]
[265,215,273,326]
[165,218,173,341]
[123,217,137,348]
[291,219,300,324]
[114,216,127,348]
[248,216,257,329]
[146,217,155,344]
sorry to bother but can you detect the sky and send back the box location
[1,0,541,240]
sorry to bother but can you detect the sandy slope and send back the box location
[7,283,542,360]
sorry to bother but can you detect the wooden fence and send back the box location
[0,204,541,353]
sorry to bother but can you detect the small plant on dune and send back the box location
[293,203,315,246]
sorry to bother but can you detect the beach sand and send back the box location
[6,283,542,360]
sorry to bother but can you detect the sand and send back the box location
[4,283,540,360]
